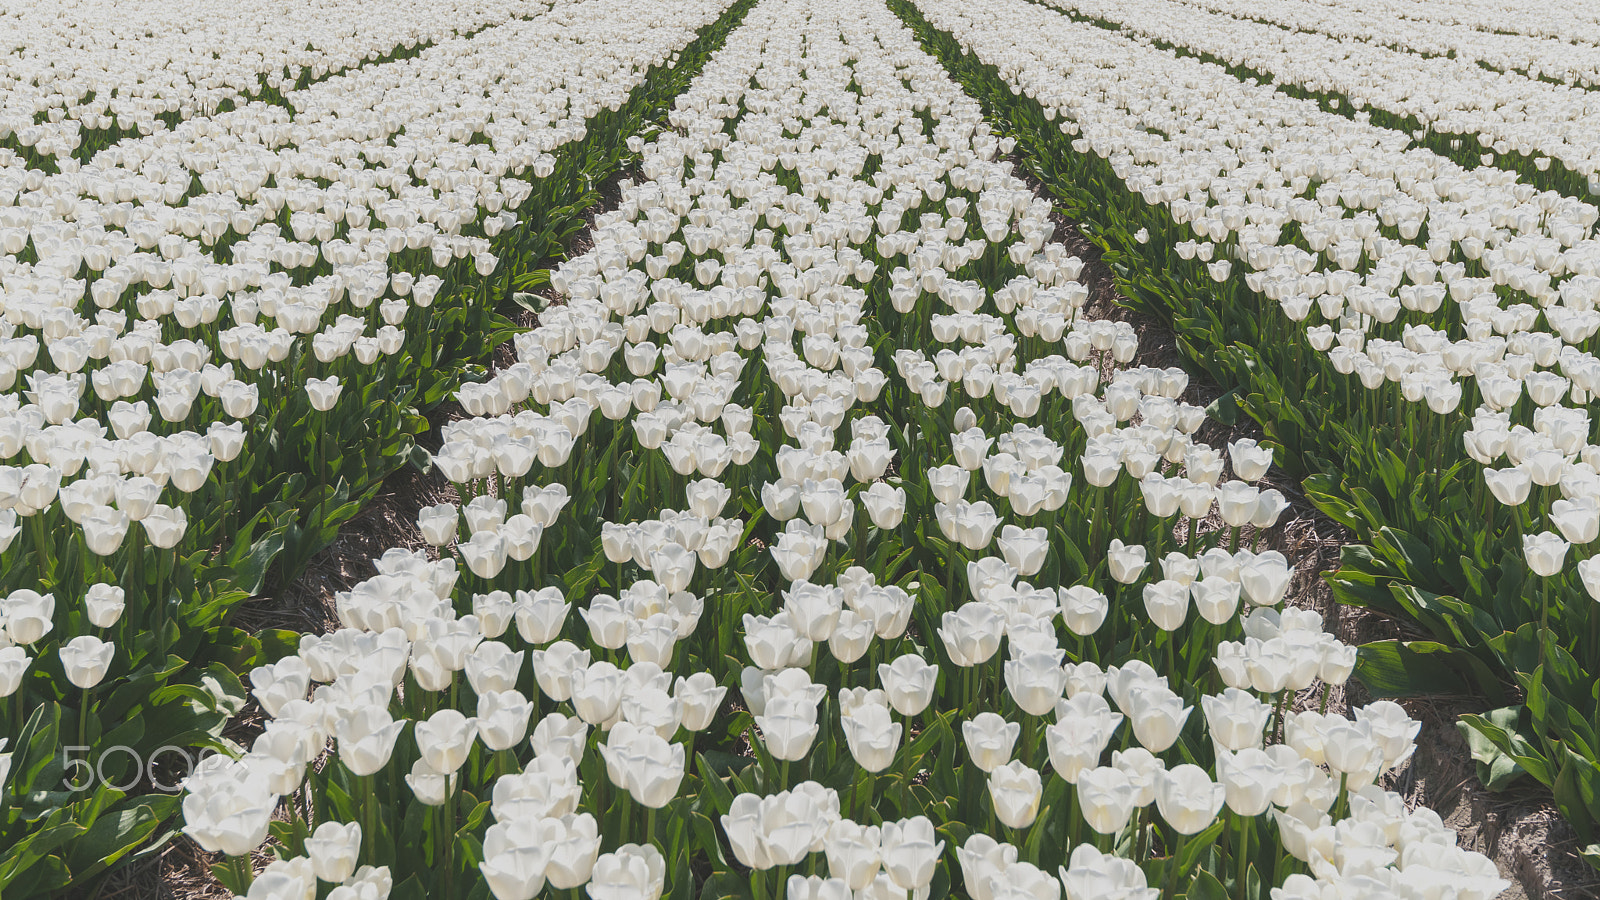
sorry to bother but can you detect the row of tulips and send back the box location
[1168,0,1600,89]
[179,2,1507,899]
[888,0,1600,864]
[0,0,547,170]
[1035,0,1599,204]
[0,0,763,892]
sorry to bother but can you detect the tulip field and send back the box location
[1,0,1595,895]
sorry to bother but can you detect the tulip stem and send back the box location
[618,789,632,846]
[1235,813,1249,900]
[77,686,90,751]
[647,805,658,848]
[1135,808,1149,864]
[1540,577,1552,675]
[1163,830,1188,900]
[28,512,52,572]
[228,855,252,893]
[1089,491,1104,559]
[1066,782,1080,848]
[443,778,457,900]
[361,776,377,862]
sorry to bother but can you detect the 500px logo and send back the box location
[60,745,205,793]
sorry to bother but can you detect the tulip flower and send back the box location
[964,712,1021,772]
[480,818,556,900]
[305,821,362,883]
[1076,766,1138,834]
[528,641,590,702]
[1142,579,1189,631]
[828,611,874,664]
[599,722,685,808]
[1155,764,1226,835]
[59,635,114,689]
[334,707,405,777]
[1126,686,1192,753]
[880,816,943,891]
[589,843,665,900]
[957,833,1019,900]
[1004,650,1068,716]
[477,689,534,751]
[544,813,602,890]
[996,525,1048,576]
[3,590,54,645]
[939,603,1005,667]
[673,672,727,732]
[1202,688,1271,751]
[861,481,907,529]
[755,691,821,762]
[988,760,1043,829]
[0,647,33,697]
[722,783,840,871]
[418,504,459,547]
[1059,585,1109,636]
[877,653,938,717]
[1524,531,1570,577]
[306,376,343,411]
[84,583,126,629]
[1215,748,1281,817]
[824,820,883,891]
[181,758,277,858]
[513,587,569,645]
